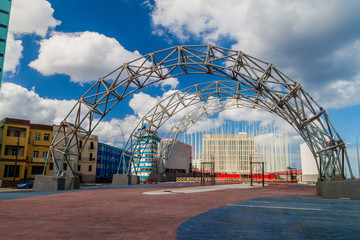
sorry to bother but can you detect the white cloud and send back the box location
[128,92,161,118]
[9,0,61,37]
[3,0,61,74]
[93,116,140,148]
[0,82,141,148]
[0,82,76,124]
[3,33,23,73]
[29,31,143,84]
[150,0,360,109]
[157,77,179,89]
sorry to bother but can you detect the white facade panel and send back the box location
[300,143,318,175]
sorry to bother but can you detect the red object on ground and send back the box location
[0,184,314,239]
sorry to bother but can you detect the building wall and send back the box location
[158,139,192,173]
[0,0,11,86]
[49,125,98,183]
[0,118,53,183]
[132,129,161,181]
[202,133,255,174]
[0,118,30,182]
[300,143,318,183]
[26,124,53,179]
[97,143,130,181]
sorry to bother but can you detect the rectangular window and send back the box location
[90,153,93,161]
[33,151,39,158]
[0,9,9,15]
[79,141,82,148]
[90,142,94,149]
[6,129,10,136]
[63,163,67,170]
[78,165,81,172]
[12,148,18,156]
[44,133,50,141]
[49,163,54,170]
[31,166,44,175]
[88,165,92,172]
[4,165,20,178]
[35,133,40,141]
[42,151,48,158]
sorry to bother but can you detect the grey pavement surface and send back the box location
[177,195,360,239]
[0,182,198,201]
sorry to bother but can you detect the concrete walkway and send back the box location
[143,183,265,195]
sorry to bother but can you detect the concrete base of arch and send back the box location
[33,175,80,191]
[316,179,360,200]
[112,174,140,185]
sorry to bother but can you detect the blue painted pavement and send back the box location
[177,195,360,239]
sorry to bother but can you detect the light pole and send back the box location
[13,136,20,188]
[356,131,360,179]
[114,124,126,174]
[114,124,125,147]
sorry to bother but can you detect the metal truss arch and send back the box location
[125,80,353,180]
[46,45,353,181]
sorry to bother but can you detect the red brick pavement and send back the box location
[0,184,315,240]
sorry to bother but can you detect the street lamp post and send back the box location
[13,136,20,188]
[114,124,126,174]
[356,131,360,179]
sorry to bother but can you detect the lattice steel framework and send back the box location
[45,45,353,181]
[125,81,353,180]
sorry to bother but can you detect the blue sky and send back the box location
[1,0,360,175]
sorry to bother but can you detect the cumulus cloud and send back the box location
[150,0,360,109]
[3,0,60,73]
[9,0,61,37]
[0,82,142,148]
[3,33,23,73]
[29,31,144,84]
[0,82,76,124]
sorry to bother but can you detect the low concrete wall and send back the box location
[64,176,80,190]
[112,174,140,185]
[34,175,65,191]
[34,175,80,191]
[149,173,167,182]
[81,174,96,183]
[166,172,190,182]
[302,174,318,183]
[316,180,360,200]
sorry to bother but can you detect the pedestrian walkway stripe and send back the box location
[228,204,322,211]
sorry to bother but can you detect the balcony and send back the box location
[33,140,51,147]
[32,157,46,163]
[5,136,26,146]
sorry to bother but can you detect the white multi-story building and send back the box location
[202,133,255,174]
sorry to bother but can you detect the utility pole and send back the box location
[114,124,126,174]
[13,136,20,188]
[357,131,360,178]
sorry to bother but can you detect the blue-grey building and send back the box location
[97,142,130,182]
[131,124,161,182]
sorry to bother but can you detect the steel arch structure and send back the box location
[123,81,353,180]
[46,45,353,181]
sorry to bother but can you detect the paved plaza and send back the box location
[0,183,359,239]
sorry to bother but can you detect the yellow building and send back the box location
[27,123,53,179]
[0,118,52,186]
